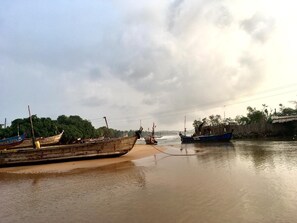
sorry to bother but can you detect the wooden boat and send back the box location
[145,123,157,145]
[0,128,142,167]
[0,134,26,150]
[179,131,233,144]
[12,131,64,148]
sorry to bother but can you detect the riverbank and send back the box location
[0,144,163,174]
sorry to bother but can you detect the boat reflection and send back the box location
[180,142,235,151]
[0,161,147,188]
[193,142,235,150]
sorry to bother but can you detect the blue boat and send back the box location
[0,134,26,150]
[179,131,233,144]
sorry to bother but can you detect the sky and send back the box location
[1,0,297,131]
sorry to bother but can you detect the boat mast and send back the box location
[28,105,36,149]
[184,115,187,135]
[103,116,109,129]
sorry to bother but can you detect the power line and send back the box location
[87,83,297,125]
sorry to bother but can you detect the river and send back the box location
[1,138,297,223]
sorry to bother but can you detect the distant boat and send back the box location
[145,123,158,145]
[179,131,233,143]
[0,128,143,167]
[179,121,233,143]
[12,131,64,148]
[0,134,26,150]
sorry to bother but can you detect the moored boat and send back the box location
[0,128,142,167]
[179,119,233,143]
[145,123,157,145]
[179,131,233,143]
[144,136,158,145]
[12,131,64,148]
[0,134,26,150]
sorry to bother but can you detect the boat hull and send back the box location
[0,134,26,150]
[180,132,233,144]
[12,131,64,148]
[144,136,157,145]
[0,134,139,167]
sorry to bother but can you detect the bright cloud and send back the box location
[1,0,297,130]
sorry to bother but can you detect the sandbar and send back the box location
[0,144,164,174]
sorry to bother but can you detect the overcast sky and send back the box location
[1,0,297,131]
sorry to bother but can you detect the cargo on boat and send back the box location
[0,128,142,167]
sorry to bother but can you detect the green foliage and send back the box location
[281,108,296,115]
[96,127,135,138]
[56,115,98,143]
[193,120,203,129]
[0,115,137,143]
[235,115,249,125]
[209,115,222,126]
[246,106,267,123]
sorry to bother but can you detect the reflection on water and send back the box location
[2,140,297,223]
[0,161,147,223]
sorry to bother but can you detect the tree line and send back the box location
[0,115,137,144]
[193,103,297,130]
[1,103,296,141]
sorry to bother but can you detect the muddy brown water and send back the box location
[1,139,297,223]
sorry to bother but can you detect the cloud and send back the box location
[0,0,282,129]
[241,13,275,43]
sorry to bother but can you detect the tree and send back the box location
[235,115,249,125]
[246,106,266,123]
[0,115,139,143]
[281,107,296,116]
[209,115,222,126]
[193,120,203,134]
[275,103,297,116]
[193,120,203,129]
[57,115,98,143]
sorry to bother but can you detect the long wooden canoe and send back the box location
[0,134,26,150]
[12,131,64,148]
[0,129,142,167]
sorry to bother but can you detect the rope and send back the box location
[151,144,201,157]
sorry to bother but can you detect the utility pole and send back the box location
[4,118,6,128]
